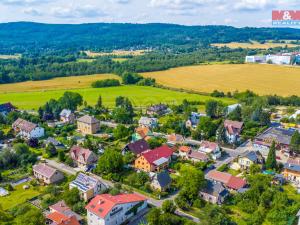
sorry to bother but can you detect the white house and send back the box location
[199,141,221,160]
[60,109,75,124]
[186,112,204,129]
[266,54,292,65]
[224,120,244,144]
[86,193,147,225]
[12,118,44,139]
[245,55,267,63]
[138,117,158,128]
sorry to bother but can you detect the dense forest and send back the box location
[1,22,300,54]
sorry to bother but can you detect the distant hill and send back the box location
[0,22,300,53]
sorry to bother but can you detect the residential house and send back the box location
[134,145,173,172]
[44,137,65,149]
[33,163,64,184]
[70,173,107,201]
[199,141,221,160]
[245,55,267,63]
[226,104,241,114]
[122,139,150,156]
[199,180,229,204]
[167,133,184,146]
[146,104,169,116]
[282,158,300,185]
[0,102,16,116]
[185,112,203,129]
[206,170,247,191]
[132,127,153,142]
[178,146,192,159]
[138,117,158,129]
[150,171,172,192]
[224,120,244,144]
[86,193,147,225]
[60,109,75,124]
[238,151,263,171]
[77,115,100,135]
[254,127,295,156]
[188,150,209,163]
[70,146,98,170]
[12,118,44,139]
[46,200,82,225]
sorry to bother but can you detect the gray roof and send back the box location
[244,151,259,162]
[77,115,99,124]
[154,171,171,188]
[256,127,295,145]
[45,137,64,147]
[201,180,228,198]
[284,163,300,173]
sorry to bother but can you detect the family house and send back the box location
[167,133,184,146]
[282,158,300,185]
[150,171,172,192]
[86,193,147,225]
[60,109,75,124]
[254,127,295,156]
[77,115,100,135]
[146,104,169,116]
[44,137,65,149]
[122,139,150,156]
[185,112,203,129]
[199,141,221,160]
[224,120,244,144]
[138,116,158,129]
[70,146,98,170]
[132,127,153,142]
[12,118,44,139]
[206,170,247,191]
[188,150,209,163]
[70,173,107,201]
[46,200,82,225]
[0,102,16,116]
[33,163,64,184]
[134,145,173,172]
[178,146,192,159]
[238,151,263,171]
[199,180,229,205]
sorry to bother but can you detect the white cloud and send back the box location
[233,0,275,12]
[51,5,107,18]
[110,0,130,4]
[0,0,51,5]
[23,7,41,16]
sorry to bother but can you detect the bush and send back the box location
[91,79,120,88]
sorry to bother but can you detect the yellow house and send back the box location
[77,115,99,135]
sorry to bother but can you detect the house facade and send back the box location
[70,173,107,201]
[178,146,191,159]
[282,159,300,185]
[12,118,44,139]
[199,141,221,160]
[199,180,229,204]
[70,146,98,170]
[188,150,209,163]
[185,112,203,129]
[60,109,75,124]
[238,151,263,170]
[132,127,153,142]
[86,194,147,225]
[224,120,244,144]
[77,115,100,135]
[134,145,173,172]
[33,163,64,184]
[150,171,172,192]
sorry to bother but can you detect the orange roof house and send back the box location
[134,145,173,172]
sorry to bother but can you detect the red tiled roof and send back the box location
[136,127,150,138]
[12,118,37,133]
[70,146,96,164]
[141,145,173,164]
[179,146,191,153]
[188,151,209,161]
[200,141,218,151]
[227,176,247,190]
[224,120,244,135]
[47,212,80,225]
[49,200,70,214]
[168,133,184,142]
[33,163,57,178]
[207,170,246,190]
[86,194,147,219]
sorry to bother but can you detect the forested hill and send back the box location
[1,22,300,53]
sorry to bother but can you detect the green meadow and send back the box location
[0,86,236,110]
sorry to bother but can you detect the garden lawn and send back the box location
[1,182,45,210]
[0,86,236,110]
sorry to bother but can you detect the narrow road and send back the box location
[45,159,77,175]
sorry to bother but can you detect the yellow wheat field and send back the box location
[142,64,300,96]
[212,41,299,49]
[0,74,120,93]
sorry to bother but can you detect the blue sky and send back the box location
[0,0,299,27]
